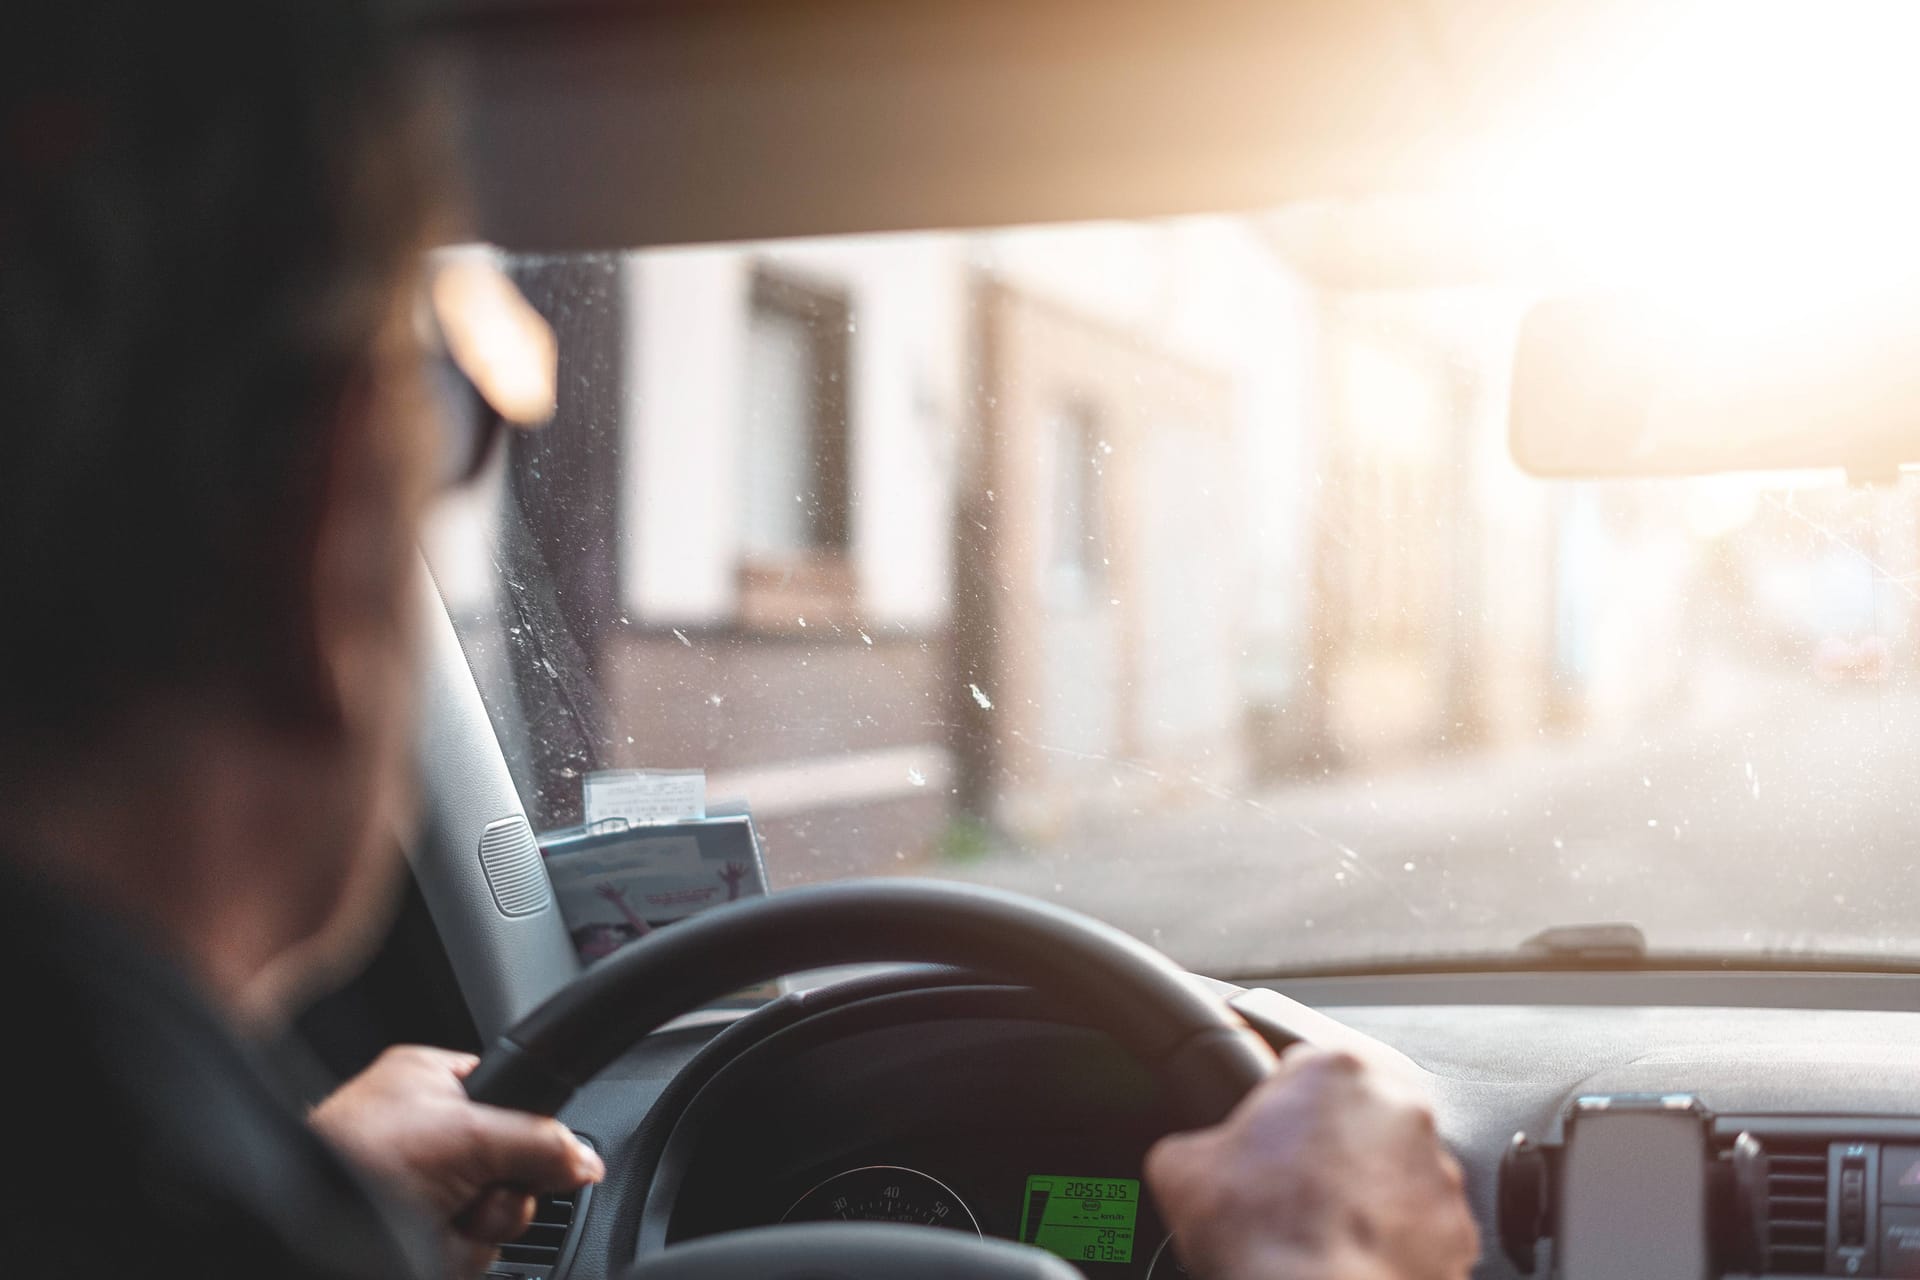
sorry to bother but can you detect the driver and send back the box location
[0,2,1476,1279]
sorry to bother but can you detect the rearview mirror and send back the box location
[1508,292,1920,479]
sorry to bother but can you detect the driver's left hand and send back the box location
[310,1045,605,1278]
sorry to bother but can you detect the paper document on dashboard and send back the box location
[582,768,705,827]
[538,812,773,1003]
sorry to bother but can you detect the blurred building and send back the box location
[954,277,1241,835]
[424,224,1331,870]
[955,221,1321,836]
[597,238,971,877]
[1300,291,1554,764]
[428,215,1725,880]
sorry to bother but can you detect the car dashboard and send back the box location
[661,994,1184,1277]
[510,967,1920,1280]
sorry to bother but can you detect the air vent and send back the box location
[1760,1139,1830,1274]
[492,1185,588,1278]
[478,816,552,917]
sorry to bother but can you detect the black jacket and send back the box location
[0,862,440,1279]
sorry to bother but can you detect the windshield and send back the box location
[422,217,1920,978]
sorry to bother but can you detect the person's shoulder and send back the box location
[0,866,436,1280]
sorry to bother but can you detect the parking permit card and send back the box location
[582,768,705,827]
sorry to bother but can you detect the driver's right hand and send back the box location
[311,1046,605,1278]
[1143,1044,1478,1280]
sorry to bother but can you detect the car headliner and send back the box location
[416,0,1685,271]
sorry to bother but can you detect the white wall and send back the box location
[625,248,751,625]
[623,238,968,631]
[984,217,1324,704]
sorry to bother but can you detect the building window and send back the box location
[737,268,855,628]
[1046,402,1106,605]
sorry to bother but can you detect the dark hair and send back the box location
[0,0,438,749]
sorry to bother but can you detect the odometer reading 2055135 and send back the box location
[1019,1175,1139,1265]
[782,1165,982,1235]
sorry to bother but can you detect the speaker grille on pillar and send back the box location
[477,816,552,917]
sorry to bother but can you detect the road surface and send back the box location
[947,665,1920,977]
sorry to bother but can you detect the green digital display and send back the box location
[1019,1175,1139,1265]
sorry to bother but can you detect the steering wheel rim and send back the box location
[625,1223,1084,1280]
[466,878,1277,1126]
[464,880,1278,1280]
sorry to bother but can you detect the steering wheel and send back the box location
[464,879,1280,1279]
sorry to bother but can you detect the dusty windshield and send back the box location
[423,216,1920,978]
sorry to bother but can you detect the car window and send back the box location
[423,217,1920,978]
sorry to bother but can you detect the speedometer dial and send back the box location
[781,1165,982,1235]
